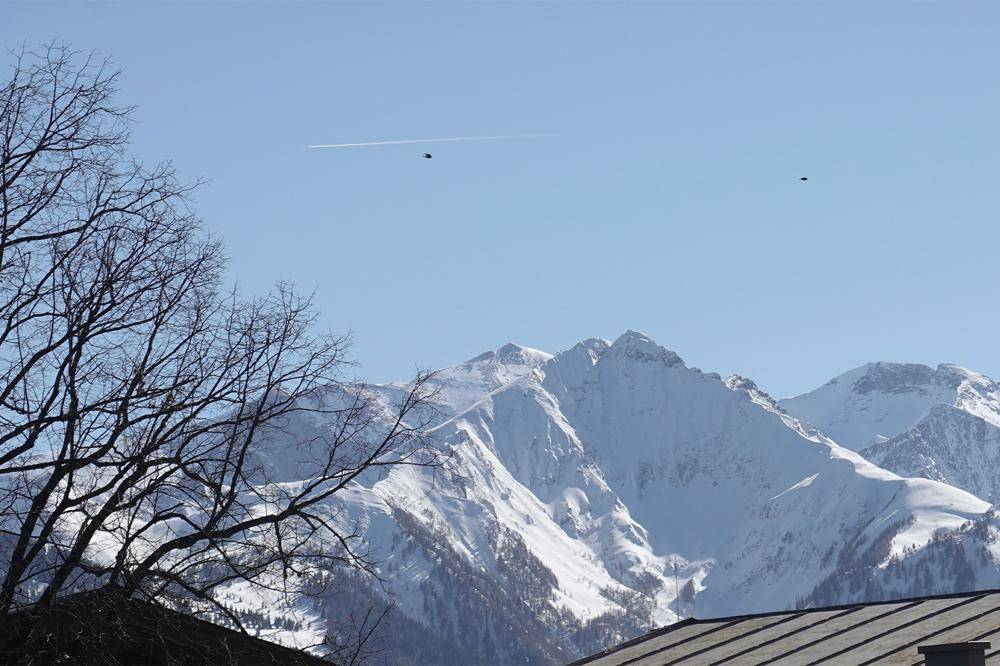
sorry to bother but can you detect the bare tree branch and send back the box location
[0,44,440,662]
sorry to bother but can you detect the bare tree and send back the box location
[0,44,436,655]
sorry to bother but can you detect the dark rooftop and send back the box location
[570,588,1000,666]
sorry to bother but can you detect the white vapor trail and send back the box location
[306,134,544,149]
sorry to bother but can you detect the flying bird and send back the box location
[423,153,433,159]
[800,177,809,181]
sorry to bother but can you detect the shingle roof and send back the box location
[570,588,1000,666]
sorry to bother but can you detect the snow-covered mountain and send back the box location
[11,333,1000,664]
[781,362,1000,502]
[24,338,996,664]
[296,335,998,664]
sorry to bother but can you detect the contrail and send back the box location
[306,134,545,149]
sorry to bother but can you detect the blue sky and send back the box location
[4,2,999,397]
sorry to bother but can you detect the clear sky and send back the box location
[4,2,999,397]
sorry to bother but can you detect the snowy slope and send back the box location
[801,506,1000,608]
[862,404,1000,503]
[781,362,1000,503]
[512,333,985,615]
[780,362,1000,452]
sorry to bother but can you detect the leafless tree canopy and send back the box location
[0,45,437,650]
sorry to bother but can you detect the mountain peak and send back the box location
[614,329,654,344]
[496,342,552,364]
[849,362,950,395]
[609,330,684,367]
[570,337,612,358]
[465,342,552,367]
[938,363,995,385]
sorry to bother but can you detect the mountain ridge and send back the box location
[291,332,999,663]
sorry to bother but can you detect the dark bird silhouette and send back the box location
[423,153,433,159]
[799,177,808,181]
